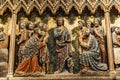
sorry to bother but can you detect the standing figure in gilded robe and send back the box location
[15,24,45,75]
[93,18,106,63]
[54,17,74,73]
[79,29,108,73]
[112,27,120,68]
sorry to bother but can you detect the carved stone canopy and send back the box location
[0,0,120,15]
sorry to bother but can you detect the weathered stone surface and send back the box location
[0,76,115,80]
[0,71,119,80]
[10,71,115,80]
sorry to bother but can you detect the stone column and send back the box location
[105,10,115,72]
[7,11,16,77]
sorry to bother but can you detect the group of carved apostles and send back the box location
[2,16,120,76]
[72,18,108,73]
[0,0,120,77]
[7,17,108,76]
[15,19,49,75]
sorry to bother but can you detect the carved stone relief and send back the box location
[12,5,110,76]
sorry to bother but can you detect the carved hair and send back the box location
[19,21,27,29]
[78,20,85,26]
[111,26,119,33]
[26,21,34,30]
[35,21,46,32]
[94,18,102,26]
[86,19,94,28]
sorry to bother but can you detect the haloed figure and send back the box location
[54,17,74,73]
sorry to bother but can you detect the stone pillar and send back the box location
[7,11,16,77]
[105,10,115,72]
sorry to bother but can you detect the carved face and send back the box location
[34,27,42,36]
[86,20,92,28]
[39,22,44,30]
[115,27,120,34]
[20,22,26,29]
[57,18,64,26]
[94,18,99,27]
[78,21,83,29]
[38,28,42,34]
[29,22,34,30]
[39,22,44,27]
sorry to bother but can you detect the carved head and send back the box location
[34,26,40,34]
[78,20,85,29]
[19,21,26,29]
[56,17,64,26]
[26,21,34,30]
[35,21,46,32]
[86,19,93,28]
[114,27,120,35]
[93,18,101,27]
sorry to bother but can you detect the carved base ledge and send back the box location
[1,70,120,80]
[5,76,115,80]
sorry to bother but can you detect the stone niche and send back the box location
[13,6,109,78]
